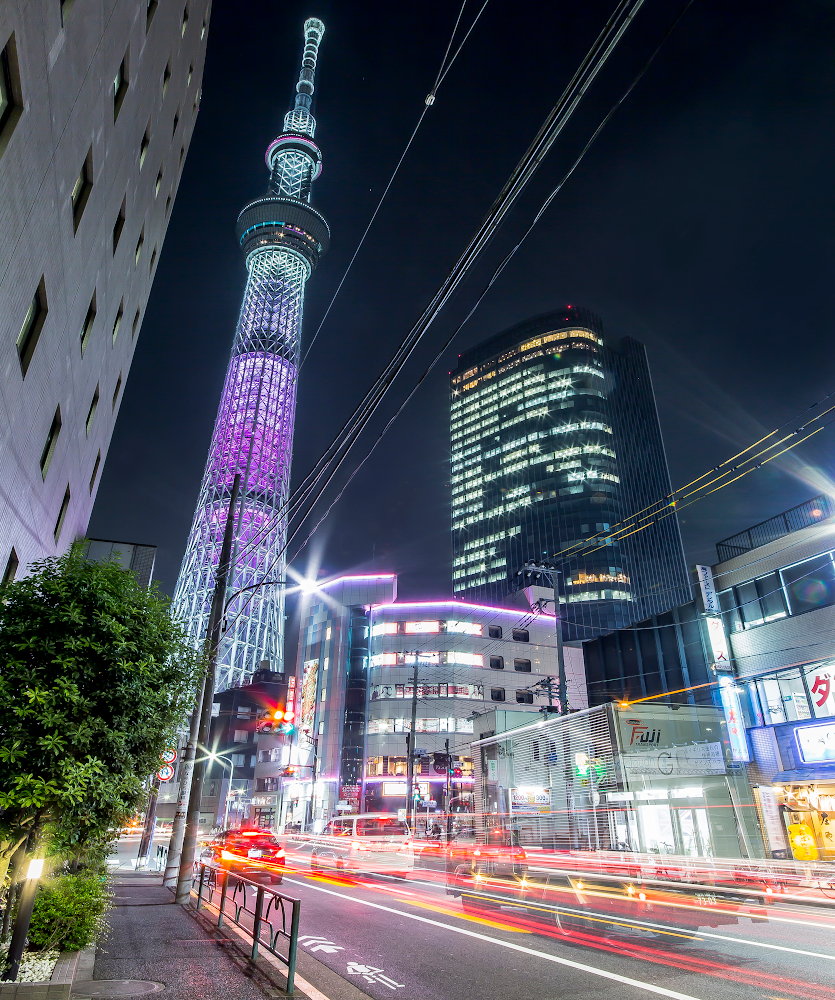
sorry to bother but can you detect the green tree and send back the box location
[0,544,200,884]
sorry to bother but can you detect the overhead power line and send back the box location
[222,0,650,638]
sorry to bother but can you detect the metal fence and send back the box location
[716,494,834,562]
[192,865,301,994]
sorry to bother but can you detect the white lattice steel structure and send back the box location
[173,18,329,691]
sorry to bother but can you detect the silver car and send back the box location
[310,813,414,877]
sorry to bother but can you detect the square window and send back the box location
[80,291,96,355]
[89,451,101,495]
[514,658,532,672]
[233,729,248,743]
[489,656,504,670]
[488,625,502,640]
[17,277,47,378]
[39,406,62,480]
[490,687,506,702]
[512,628,529,642]
[71,146,93,232]
[113,50,129,121]
[782,555,835,616]
[516,690,533,704]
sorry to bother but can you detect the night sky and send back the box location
[89,0,835,642]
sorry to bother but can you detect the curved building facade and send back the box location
[450,308,690,640]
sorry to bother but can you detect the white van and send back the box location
[310,813,414,877]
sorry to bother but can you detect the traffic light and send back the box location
[281,765,299,778]
[452,765,463,779]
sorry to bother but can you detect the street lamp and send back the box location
[3,857,45,981]
[515,561,569,716]
[199,750,236,831]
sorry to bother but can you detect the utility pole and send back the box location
[163,692,204,888]
[136,775,160,869]
[405,662,419,831]
[552,571,568,716]
[175,473,241,904]
[444,737,451,841]
[516,561,568,716]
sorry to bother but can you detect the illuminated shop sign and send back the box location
[796,721,835,764]
[718,679,750,761]
[382,782,407,796]
[706,617,731,669]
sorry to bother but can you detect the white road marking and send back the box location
[460,889,835,963]
[284,877,704,1000]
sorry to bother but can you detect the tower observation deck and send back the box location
[173,18,328,690]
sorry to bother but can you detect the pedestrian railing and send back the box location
[192,864,301,994]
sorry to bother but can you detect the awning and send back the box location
[773,767,835,783]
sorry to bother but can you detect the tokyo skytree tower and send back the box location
[173,18,329,691]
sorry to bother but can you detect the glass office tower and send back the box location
[450,308,690,640]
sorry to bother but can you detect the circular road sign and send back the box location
[156,764,175,782]
[160,749,177,765]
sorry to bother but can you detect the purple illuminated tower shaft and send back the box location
[173,18,329,690]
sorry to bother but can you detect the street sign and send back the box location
[397,808,407,821]
[157,764,175,782]
[160,749,177,765]
[413,748,428,757]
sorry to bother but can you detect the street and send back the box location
[130,831,835,1000]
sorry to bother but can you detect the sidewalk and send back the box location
[83,870,369,1000]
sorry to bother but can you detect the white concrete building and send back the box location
[0,0,210,579]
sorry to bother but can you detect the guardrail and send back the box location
[192,864,301,994]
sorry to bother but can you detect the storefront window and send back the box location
[757,677,786,725]
[777,669,811,722]
[781,553,835,616]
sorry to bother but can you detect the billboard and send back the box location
[300,658,320,736]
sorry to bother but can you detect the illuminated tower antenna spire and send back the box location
[173,18,329,690]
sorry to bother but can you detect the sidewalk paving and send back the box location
[85,871,369,1000]
[88,871,286,1000]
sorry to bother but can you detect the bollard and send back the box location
[286,897,301,995]
[251,886,265,962]
[196,864,206,911]
[218,870,229,928]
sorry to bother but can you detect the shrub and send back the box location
[27,870,111,952]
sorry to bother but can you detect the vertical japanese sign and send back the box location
[719,678,750,761]
[696,564,721,615]
[300,659,320,736]
[706,616,731,670]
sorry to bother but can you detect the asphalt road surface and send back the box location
[276,840,835,1000]
[111,835,835,1000]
